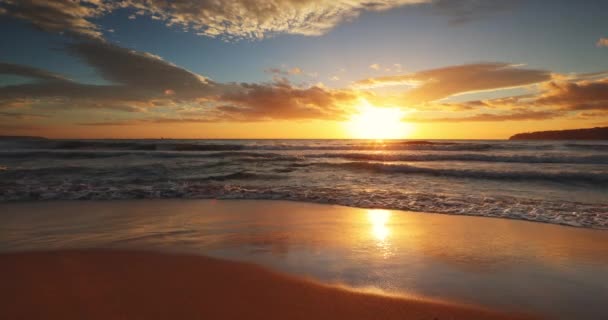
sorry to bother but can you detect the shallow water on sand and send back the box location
[1,200,607,319]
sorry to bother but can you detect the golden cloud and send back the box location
[354,63,552,103]
[0,0,431,40]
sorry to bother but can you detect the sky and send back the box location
[0,0,607,139]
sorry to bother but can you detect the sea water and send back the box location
[1,138,607,228]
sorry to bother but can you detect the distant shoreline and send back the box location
[510,127,608,140]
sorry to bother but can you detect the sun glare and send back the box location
[346,101,413,139]
[368,209,391,242]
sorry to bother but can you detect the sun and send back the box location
[346,101,413,139]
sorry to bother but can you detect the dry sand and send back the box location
[0,250,538,320]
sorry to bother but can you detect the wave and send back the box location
[1,181,605,229]
[0,164,171,181]
[318,161,608,185]
[192,172,285,181]
[0,150,301,161]
[0,162,285,183]
[50,140,248,151]
[564,143,608,151]
[3,148,606,165]
[0,139,576,152]
[308,152,608,164]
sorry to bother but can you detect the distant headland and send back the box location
[509,127,608,140]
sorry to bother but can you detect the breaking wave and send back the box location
[1,137,606,229]
[308,152,608,164]
[0,139,577,152]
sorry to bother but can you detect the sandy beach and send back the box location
[1,2,607,318]
[0,249,537,320]
[1,200,607,319]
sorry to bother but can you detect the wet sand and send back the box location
[0,250,536,320]
[2,200,606,318]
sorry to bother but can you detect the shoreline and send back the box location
[1,197,607,231]
[0,249,538,320]
[2,199,606,319]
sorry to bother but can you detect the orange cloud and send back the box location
[2,39,607,130]
[406,110,560,122]
[355,63,551,103]
[596,38,608,47]
[401,75,608,123]
[216,82,357,121]
[536,79,608,111]
[289,67,303,75]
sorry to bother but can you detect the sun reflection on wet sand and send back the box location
[367,209,394,258]
[368,209,391,241]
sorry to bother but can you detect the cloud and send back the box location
[216,82,357,120]
[289,67,303,75]
[65,42,211,95]
[597,38,608,47]
[425,75,608,115]
[0,0,110,39]
[355,62,552,103]
[534,78,608,111]
[0,111,49,119]
[265,66,304,76]
[77,117,218,126]
[403,74,608,123]
[0,41,223,107]
[265,68,284,75]
[77,121,133,126]
[2,38,605,128]
[417,100,490,111]
[0,98,34,109]
[0,40,358,123]
[406,110,560,122]
[0,62,71,82]
[0,0,432,41]
[0,123,44,132]
[369,63,381,71]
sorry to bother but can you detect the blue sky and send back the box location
[0,0,607,138]
[2,0,607,85]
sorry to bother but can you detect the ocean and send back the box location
[1,138,607,228]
